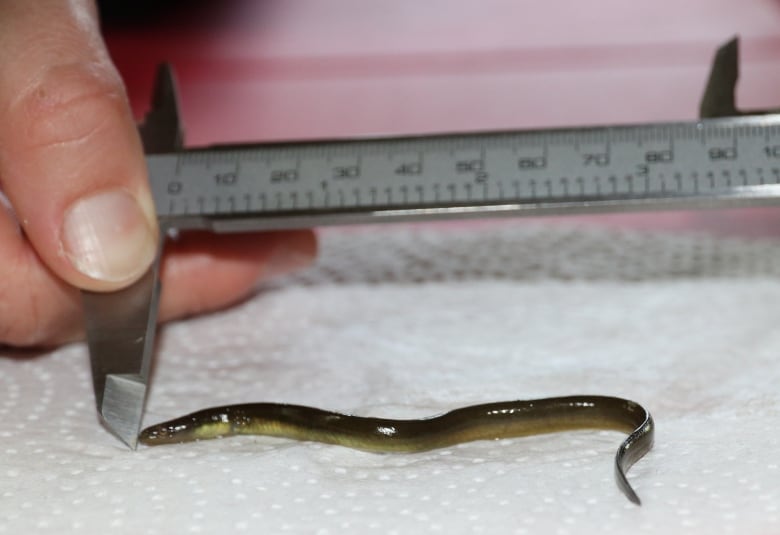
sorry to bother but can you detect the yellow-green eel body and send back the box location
[139,395,654,505]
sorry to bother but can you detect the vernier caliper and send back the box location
[84,38,780,448]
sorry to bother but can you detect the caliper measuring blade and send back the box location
[83,255,161,449]
[83,63,182,448]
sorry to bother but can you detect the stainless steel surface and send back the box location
[148,115,780,231]
[82,254,162,449]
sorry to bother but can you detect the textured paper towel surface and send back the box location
[2,221,780,534]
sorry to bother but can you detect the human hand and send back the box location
[0,1,316,347]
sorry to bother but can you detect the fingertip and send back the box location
[61,188,159,290]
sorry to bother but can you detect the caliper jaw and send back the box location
[83,63,183,449]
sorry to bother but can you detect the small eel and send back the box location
[139,395,654,505]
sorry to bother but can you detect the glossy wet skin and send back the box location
[140,395,654,504]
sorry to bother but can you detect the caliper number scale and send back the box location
[148,120,780,234]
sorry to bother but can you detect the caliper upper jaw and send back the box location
[700,37,780,119]
[138,63,185,153]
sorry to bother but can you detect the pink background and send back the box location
[104,0,780,235]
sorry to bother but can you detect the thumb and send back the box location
[0,1,158,292]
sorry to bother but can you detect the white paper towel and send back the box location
[1,220,780,534]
